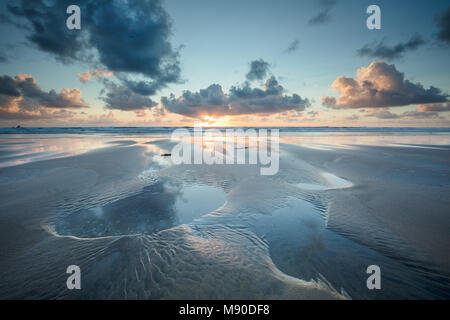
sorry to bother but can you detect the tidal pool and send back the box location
[249,197,450,299]
[54,177,226,238]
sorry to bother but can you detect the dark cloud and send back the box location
[6,0,182,95]
[7,1,87,62]
[435,6,450,44]
[120,78,165,96]
[0,12,12,24]
[0,75,21,96]
[0,74,88,120]
[161,84,228,118]
[161,76,310,118]
[0,54,7,63]
[322,61,448,109]
[357,34,425,60]
[86,0,181,84]
[246,59,270,81]
[284,39,300,53]
[101,80,157,111]
[0,11,29,29]
[308,0,336,25]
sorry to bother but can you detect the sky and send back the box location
[0,0,449,127]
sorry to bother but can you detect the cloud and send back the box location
[0,74,88,121]
[0,108,78,121]
[6,0,182,95]
[322,61,448,109]
[161,76,310,118]
[0,54,7,63]
[100,80,157,111]
[0,75,21,97]
[246,59,270,81]
[357,34,425,60]
[284,40,300,53]
[77,69,114,83]
[402,110,440,119]
[364,103,448,120]
[321,96,337,109]
[14,74,88,110]
[120,78,166,96]
[365,109,400,119]
[435,6,450,44]
[344,114,359,121]
[0,74,88,119]
[308,0,336,25]
[417,102,450,112]
[7,1,87,62]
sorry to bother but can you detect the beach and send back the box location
[0,129,449,299]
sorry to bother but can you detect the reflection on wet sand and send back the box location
[0,134,170,168]
[280,132,450,149]
[54,177,226,238]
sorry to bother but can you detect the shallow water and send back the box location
[54,179,226,238]
[249,198,450,299]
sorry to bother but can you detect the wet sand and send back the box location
[0,134,449,299]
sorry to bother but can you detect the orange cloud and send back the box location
[322,61,448,109]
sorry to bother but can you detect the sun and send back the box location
[202,115,216,126]
[203,115,215,121]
